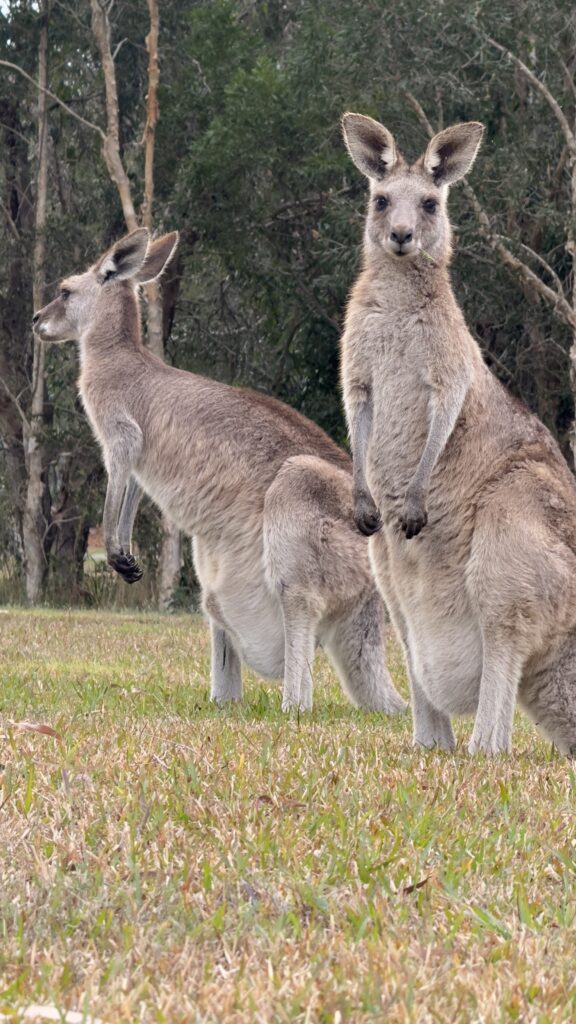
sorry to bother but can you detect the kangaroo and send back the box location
[32,228,406,716]
[340,111,576,755]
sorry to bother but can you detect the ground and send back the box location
[0,608,575,1024]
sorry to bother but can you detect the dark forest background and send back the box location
[1,0,576,608]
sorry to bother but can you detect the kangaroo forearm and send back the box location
[409,384,468,499]
[118,476,143,552]
[103,472,131,553]
[349,388,374,499]
[103,467,144,583]
[102,421,143,553]
[348,387,382,535]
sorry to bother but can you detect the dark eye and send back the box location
[374,195,389,211]
[60,288,70,300]
[422,198,437,214]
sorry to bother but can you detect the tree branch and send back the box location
[404,90,576,331]
[0,59,105,139]
[482,34,576,158]
[404,91,434,137]
[2,203,21,241]
[0,376,30,432]
[462,180,576,329]
[498,234,565,297]
[90,0,138,229]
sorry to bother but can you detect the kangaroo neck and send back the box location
[79,288,146,373]
[361,247,454,308]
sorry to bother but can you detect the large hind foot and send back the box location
[412,680,456,751]
[209,622,243,702]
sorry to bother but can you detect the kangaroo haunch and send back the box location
[341,112,576,755]
[33,229,406,715]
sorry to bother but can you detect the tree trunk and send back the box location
[568,136,576,467]
[90,0,182,608]
[22,6,49,604]
[142,0,181,608]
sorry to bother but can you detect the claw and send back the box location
[355,510,383,536]
[108,550,144,584]
[353,493,383,537]
[399,502,428,539]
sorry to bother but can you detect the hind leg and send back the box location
[281,600,316,712]
[468,629,524,755]
[411,677,456,750]
[371,533,453,747]
[466,480,576,754]
[322,589,407,713]
[210,621,243,703]
[520,633,576,755]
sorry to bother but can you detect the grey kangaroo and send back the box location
[33,228,406,715]
[340,111,576,755]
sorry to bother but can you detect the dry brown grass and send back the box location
[0,608,575,1023]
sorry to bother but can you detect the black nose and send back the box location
[390,228,413,245]
[32,312,40,326]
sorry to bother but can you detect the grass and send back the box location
[0,607,575,1024]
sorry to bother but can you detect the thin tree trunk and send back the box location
[90,0,137,230]
[90,0,182,608]
[22,5,49,604]
[141,0,181,609]
[568,125,576,466]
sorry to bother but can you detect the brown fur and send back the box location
[32,228,405,715]
[341,113,576,754]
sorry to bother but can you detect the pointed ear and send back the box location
[134,231,179,284]
[422,122,484,186]
[98,229,150,282]
[342,112,398,180]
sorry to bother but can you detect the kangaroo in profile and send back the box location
[340,112,576,755]
[32,229,406,716]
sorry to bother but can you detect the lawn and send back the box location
[0,608,575,1024]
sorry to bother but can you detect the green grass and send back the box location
[0,608,575,1023]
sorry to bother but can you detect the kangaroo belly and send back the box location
[193,536,285,680]
[407,610,483,715]
[375,528,483,715]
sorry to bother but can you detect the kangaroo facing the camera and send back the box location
[340,112,576,755]
[32,229,406,716]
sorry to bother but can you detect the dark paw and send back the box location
[108,550,144,584]
[354,497,382,536]
[355,510,382,536]
[399,498,427,539]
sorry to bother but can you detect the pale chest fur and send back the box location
[78,377,109,456]
[349,305,474,521]
[363,314,431,496]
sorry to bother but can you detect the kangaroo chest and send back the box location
[363,322,433,506]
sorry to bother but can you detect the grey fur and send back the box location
[341,112,576,755]
[33,229,406,716]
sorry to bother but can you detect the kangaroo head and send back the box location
[342,113,484,265]
[32,228,179,342]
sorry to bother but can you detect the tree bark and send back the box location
[141,0,182,609]
[91,0,181,608]
[22,5,49,604]
[90,0,138,231]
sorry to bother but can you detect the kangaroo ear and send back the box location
[422,122,484,186]
[342,112,398,180]
[134,232,179,284]
[98,229,150,282]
